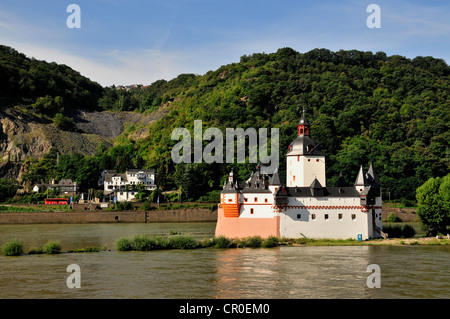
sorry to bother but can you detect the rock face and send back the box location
[0,106,162,182]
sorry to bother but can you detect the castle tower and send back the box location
[286,111,326,187]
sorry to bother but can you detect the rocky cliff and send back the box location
[0,105,168,181]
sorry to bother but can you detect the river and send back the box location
[0,223,449,299]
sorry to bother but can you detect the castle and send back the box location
[216,113,383,240]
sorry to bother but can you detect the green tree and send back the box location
[0,178,19,202]
[416,174,449,236]
[53,113,77,131]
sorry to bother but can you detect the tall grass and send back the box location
[1,239,24,256]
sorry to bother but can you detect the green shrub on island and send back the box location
[262,236,279,248]
[43,241,61,254]
[1,239,24,256]
[116,237,133,251]
[212,236,232,248]
[167,235,198,250]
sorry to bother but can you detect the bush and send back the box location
[167,235,198,249]
[402,224,416,238]
[262,236,279,248]
[116,237,133,251]
[43,241,61,254]
[246,236,263,248]
[132,234,154,251]
[213,236,231,248]
[1,239,24,256]
[383,225,403,238]
[387,213,401,222]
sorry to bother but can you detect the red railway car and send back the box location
[45,198,70,205]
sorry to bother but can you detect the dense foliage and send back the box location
[108,47,449,201]
[416,174,449,236]
[1,46,449,202]
[0,45,104,111]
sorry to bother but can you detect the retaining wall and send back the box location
[0,208,217,224]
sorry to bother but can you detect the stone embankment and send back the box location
[0,207,217,224]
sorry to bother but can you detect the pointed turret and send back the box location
[354,166,368,186]
[269,170,282,185]
[334,172,349,187]
[365,163,381,187]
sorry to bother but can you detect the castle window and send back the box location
[297,214,301,219]
[250,208,254,214]
[338,214,343,220]
[311,214,316,220]
[324,214,329,220]
[352,214,356,220]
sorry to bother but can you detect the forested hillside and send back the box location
[1,46,449,202]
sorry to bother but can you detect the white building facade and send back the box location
[101,169,156,202]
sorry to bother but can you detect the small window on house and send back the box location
[293,176,296,182]
[297,214,301,219]
[352,214,356,220]
[244,198,248,202]
[308,159,311,162]
[338,214,343,220]
[254,197,258,202]
[250,208,254,214]
[275,188,278,192]
[264,198,268,203]
[228,199,232,202]
[311,214,316,220]
[324,214,329,220]
[316,159,319,162]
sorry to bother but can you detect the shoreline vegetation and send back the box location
[1,235,448,256]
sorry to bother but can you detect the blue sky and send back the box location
[1,0,449,86]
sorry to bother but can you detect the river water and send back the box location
[0,223,448,299]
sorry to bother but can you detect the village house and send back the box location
[32,179,79,196]
[100,169,156,202]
